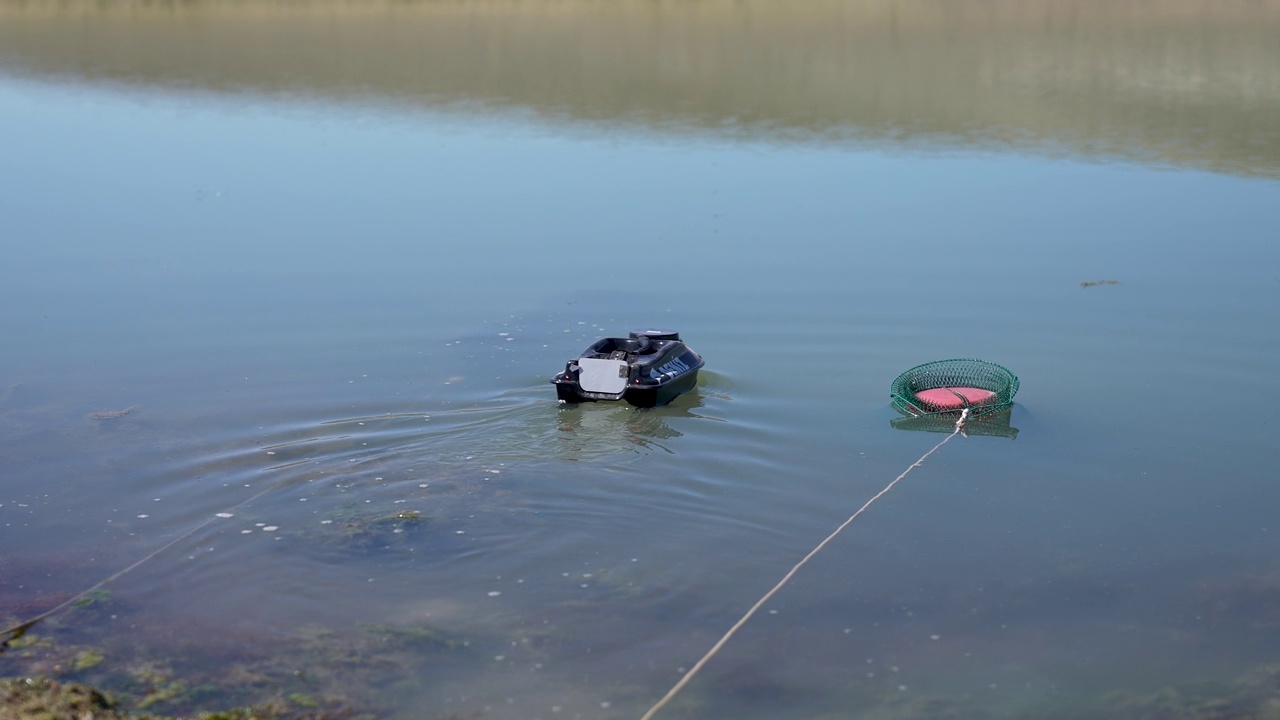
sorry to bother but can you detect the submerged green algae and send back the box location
[1034,665,1280,720]
[0,675,371,720]
[0,610,471,719]
[1,677,121,720]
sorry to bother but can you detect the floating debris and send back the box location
[87,406,136,421]
[1079,279,1120,288]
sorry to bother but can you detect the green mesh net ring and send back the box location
[891,406,1019,438]
[890,358,1019,418]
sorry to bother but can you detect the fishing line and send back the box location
[0,477,299,650]
[638,408,970,720]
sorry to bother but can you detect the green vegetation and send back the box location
[325,505,426,551]
[0,606,469,719]
[1036,665,1280,720]
[0,677,123,720]
[72,589,112,609]
[73,650,105,672]
[0,675,365,720]
[8,663,1280,720]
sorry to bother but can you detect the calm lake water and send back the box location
[2,2,1280,718]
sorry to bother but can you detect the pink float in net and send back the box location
[913,387,996,410]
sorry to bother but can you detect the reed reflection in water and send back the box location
[1,0,1278,177]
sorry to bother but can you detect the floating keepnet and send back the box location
[891,358,1018,418]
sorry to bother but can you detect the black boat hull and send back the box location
[551,329,703,408]
[554,365,700,407]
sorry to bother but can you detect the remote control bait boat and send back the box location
[552,329,704,407]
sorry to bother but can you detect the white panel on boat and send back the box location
[577,358,629,394]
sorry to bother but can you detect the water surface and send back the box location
[2,2,1279,719]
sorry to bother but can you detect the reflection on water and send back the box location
[1,0,1278,176]
[555,380,732,458]
[558,401,685,456]
[891,406,1021,439]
